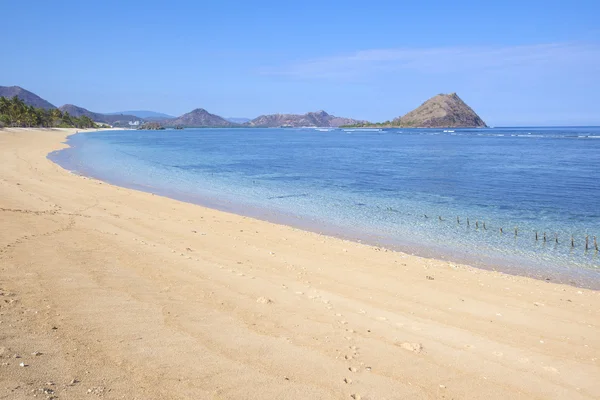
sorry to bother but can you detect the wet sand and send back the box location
[1,128,599,399]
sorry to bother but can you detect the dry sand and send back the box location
[0,128,599,399]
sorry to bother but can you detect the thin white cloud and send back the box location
[260,43,600,80]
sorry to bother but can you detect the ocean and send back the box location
[49,127,600,287]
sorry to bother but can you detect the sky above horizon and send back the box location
[3,0,600,126]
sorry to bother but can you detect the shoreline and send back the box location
[1,128,599,399]
[51,129,600,290]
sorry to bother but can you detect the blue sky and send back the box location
[2,0,599,125]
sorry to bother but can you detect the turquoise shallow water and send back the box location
[49,127,600,288]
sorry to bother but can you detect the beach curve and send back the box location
[1,128,599,399]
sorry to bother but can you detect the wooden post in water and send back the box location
[439,216,443,221]
[543,232,547,242]
[457,216,460,224]
[595,236,598,251]
[555,233,558,244]
[571,236,575,248]
[483,222,487,230]
[514,227,518,237]
[500,227,503,234]
[467,218,470,227]
[535,231,538,241]
[476,220,479,229]
[586,235,589,251]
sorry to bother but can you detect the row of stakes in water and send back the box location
[423,214,599,252]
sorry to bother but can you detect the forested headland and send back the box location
[0,96,101,129]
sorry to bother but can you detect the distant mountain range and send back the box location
[246,110,367,128]
[106,110,176,120]
[226,117,251,124]
[59,105,139,127]
[1,85,487,129]
[0,86,56,109]
[159,109,367,128]
[0,86,369,128]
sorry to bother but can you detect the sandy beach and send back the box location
[0,128,598,399]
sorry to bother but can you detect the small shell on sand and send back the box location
[256,297,273,304]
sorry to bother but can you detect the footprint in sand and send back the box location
[543,366,559,373]
[493,351,503,357]
[346,347,359,360]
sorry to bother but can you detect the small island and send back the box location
[342,93,487,128]
[138,122,165,130]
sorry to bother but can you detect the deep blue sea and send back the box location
[49,127,600,287]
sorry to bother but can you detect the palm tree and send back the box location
[0,97,9,115]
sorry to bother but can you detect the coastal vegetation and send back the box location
[0,96,98,129]
[340,121,393,128]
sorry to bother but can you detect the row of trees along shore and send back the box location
[340,121,394,128]
[0,96,99,129]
